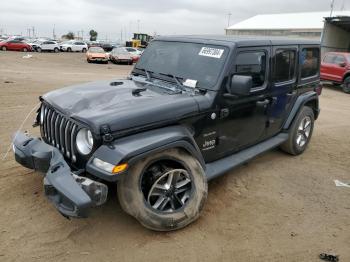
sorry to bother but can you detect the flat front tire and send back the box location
[117,148,208,231]
[280,106,314,155]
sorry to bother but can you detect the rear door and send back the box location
[41,41,50,50]
[265,46,298,138]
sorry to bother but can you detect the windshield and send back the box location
[89,47,104,53]
[135,41,229,89]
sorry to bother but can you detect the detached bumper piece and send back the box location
[13,132,108,218]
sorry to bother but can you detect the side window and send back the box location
[273,49,296,82]
[235,51,266,88]
[300,48,320,79]
[43,41,49,44]
[323,54,335,63]
[334,55,345,65]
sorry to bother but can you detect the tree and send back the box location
[62,32,75,40]
[89,30,98,41]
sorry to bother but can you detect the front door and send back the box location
[197,47,271,162]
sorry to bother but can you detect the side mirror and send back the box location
[339,62,346,67]
[228,75,253,96]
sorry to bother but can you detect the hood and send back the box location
[42,79,200,135]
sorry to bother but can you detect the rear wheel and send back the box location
[36,47,42,53]
[342,76,350,94]
[1,46,6,51]
[67,47,72,52]
[82,48,87,53]
[117,148,207,231]
[87,58,91,63]
[22,47,28,52]
[54,47,59,53]
[280,106,314,155]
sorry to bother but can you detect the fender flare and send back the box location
[283,91,319,130]
[87,125,205,181]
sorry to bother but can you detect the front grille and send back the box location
[40,103,79,163]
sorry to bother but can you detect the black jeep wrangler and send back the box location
[13,36,322,231]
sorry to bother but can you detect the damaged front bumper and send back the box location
[12,132,108,218]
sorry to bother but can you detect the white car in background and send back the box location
[36,41,60,52]
[60,41,88,52]
[123,47,142,62]
[125,47,142,56]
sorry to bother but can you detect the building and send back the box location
[226,11,350,40]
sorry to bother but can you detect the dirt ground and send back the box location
[0,51,349,262]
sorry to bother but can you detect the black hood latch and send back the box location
[100,125,114,143]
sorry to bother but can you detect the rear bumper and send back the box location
[12,132,108,218]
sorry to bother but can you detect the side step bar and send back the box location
[205,133,288,181]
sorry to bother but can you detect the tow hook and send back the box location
[72,174,108,206]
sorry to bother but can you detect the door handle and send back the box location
[256,99,270,107]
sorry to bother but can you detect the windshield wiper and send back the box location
[158,73,186,92]
[135,68,152,81]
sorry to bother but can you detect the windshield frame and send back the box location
[133,40,231,91]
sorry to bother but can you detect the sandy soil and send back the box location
[0,51,349,262]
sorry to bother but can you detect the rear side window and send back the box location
[235,51,266,88]
[273,49,296,82]
[300,48,320,78]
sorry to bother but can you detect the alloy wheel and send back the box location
[296,116,312,147]
[144,167,192,212]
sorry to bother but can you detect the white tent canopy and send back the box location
[227,11,350,30]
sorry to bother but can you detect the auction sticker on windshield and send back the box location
[199,47,224,59]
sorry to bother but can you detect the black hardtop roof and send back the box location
[154,35,320,48]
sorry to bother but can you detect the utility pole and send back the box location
[32,26,35,38]
[81,30,84,41]
[227,12,232,28]
[53,24,56,40]
[137,19,140,33]
[341,0,345,11]
[330,0,335,17]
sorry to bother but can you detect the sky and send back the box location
[0,0,347,42]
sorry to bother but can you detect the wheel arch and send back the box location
[343,71,350,82]
[283,91,319,130]
[86,126,205,182]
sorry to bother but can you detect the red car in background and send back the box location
[0,40,32,52]
[321,52,350,93]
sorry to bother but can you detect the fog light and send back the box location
[92,158,128,174]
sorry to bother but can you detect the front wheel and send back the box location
[82,48,87,53]
[342,76,350,94]
[67,47,72,52]
[280,106,314,155]
[36,47,41,53]
[22,47,28,52]
[1,46,7,51]
[54,47,59,53]
[117,148,208,231]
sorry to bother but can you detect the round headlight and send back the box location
[76,128,94,155]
